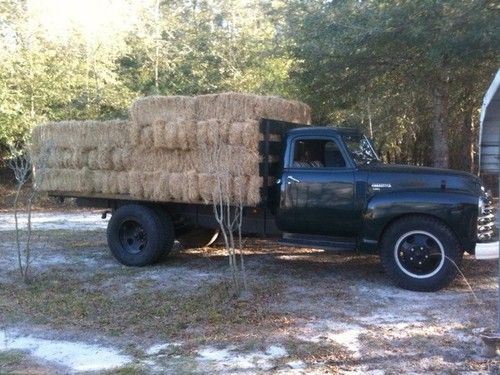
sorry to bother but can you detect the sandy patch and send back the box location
[0,211,108,231]
[0,330,131,372]
[197,345,288,372]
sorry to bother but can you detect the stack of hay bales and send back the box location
[31,119,132,195]
[32,92,311,206]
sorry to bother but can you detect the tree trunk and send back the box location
[431,79,449,168]
[154,0,161,93]
[366,97,373,138]
[459,106,474,172]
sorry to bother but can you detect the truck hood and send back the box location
[361,163,481,196]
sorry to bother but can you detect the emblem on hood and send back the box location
[371,183,392,191]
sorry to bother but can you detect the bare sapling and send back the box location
[202,135,248,296]
[7,141,51,282]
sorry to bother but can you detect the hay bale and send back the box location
[130,95,196,127]
[194,92,311,123]
[87,149,99,170]
[168,173,184,201]
[130,125,141,146]
[131,148,191,173]
[152,120,166,148]
[46,148,60,168]
[142,172,157,199]
[103,172,119,194]
[71,148,89,169]
[140,126,155,145]
[153,172,170,201]
[232,176,247,203]
[41,168,85,192]
[223,146,260,176]
[129,171,144,197]
[198,173,235,203]
[246,176,262,206]
[97,147,114,170]
[184,121,198,149]
[198,173,217,203]
[241,120,261,149]
[80,167,93,193]
[186,170,199,202]
[111,148,127,171]
[56,148,72,169]
[32,120,131,150]
[130,92,310,151]
[228,122,245,146]
[117,172,130,195]
[176,121,195,151]
[91,170,107,193]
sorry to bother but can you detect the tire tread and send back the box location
[380,215,462,292]
[107,204,173,266]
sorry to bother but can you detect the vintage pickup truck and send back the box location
[59,119,498,292]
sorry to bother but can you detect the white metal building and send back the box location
[480,69,500,175]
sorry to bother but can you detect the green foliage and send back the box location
[0,0,497,169]
[0,0,295,158]
[283,0,498,168]
[116,0,294,96]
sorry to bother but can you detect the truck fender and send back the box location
[359,191,478,252]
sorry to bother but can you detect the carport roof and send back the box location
[480,69,500,174]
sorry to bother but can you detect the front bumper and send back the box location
[474,194,498,259]
[474,241,499,260]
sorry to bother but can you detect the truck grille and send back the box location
[477,197,498,242]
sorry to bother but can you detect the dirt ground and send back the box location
[0,209,499,374]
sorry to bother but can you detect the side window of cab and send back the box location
[292,139,346,168]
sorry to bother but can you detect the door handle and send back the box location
[287,176,300,183]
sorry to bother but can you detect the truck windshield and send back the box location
[341,134,379,166]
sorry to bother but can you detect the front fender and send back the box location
[360,191,478,252]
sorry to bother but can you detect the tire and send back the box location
[177,228,219,249]
[107,204,173,266]
[380,215,463,292]
[151,206,175,257]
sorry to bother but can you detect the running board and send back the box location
[278,233,357,252]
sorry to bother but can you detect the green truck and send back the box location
[59,119,498,292]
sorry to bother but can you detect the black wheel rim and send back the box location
[394,231,445,279]
[118,219,148,254]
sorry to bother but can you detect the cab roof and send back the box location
[286,126,363,138]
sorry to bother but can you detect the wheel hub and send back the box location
[401,245,431,266]
[395,231,445,278]
[119,220,148,254]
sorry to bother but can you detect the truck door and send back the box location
[276,136,358,237]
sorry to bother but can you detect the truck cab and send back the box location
[274,127,498,291]
[276,128,365,237]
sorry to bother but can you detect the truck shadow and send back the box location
[166,238,497,295]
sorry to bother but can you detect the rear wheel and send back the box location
[380,216,463,292]
[152,206,176,257]
[107,204,173,266]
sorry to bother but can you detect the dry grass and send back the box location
[0,217,499,373]
[0,246,288,343]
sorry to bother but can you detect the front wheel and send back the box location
[380,216,463,292]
